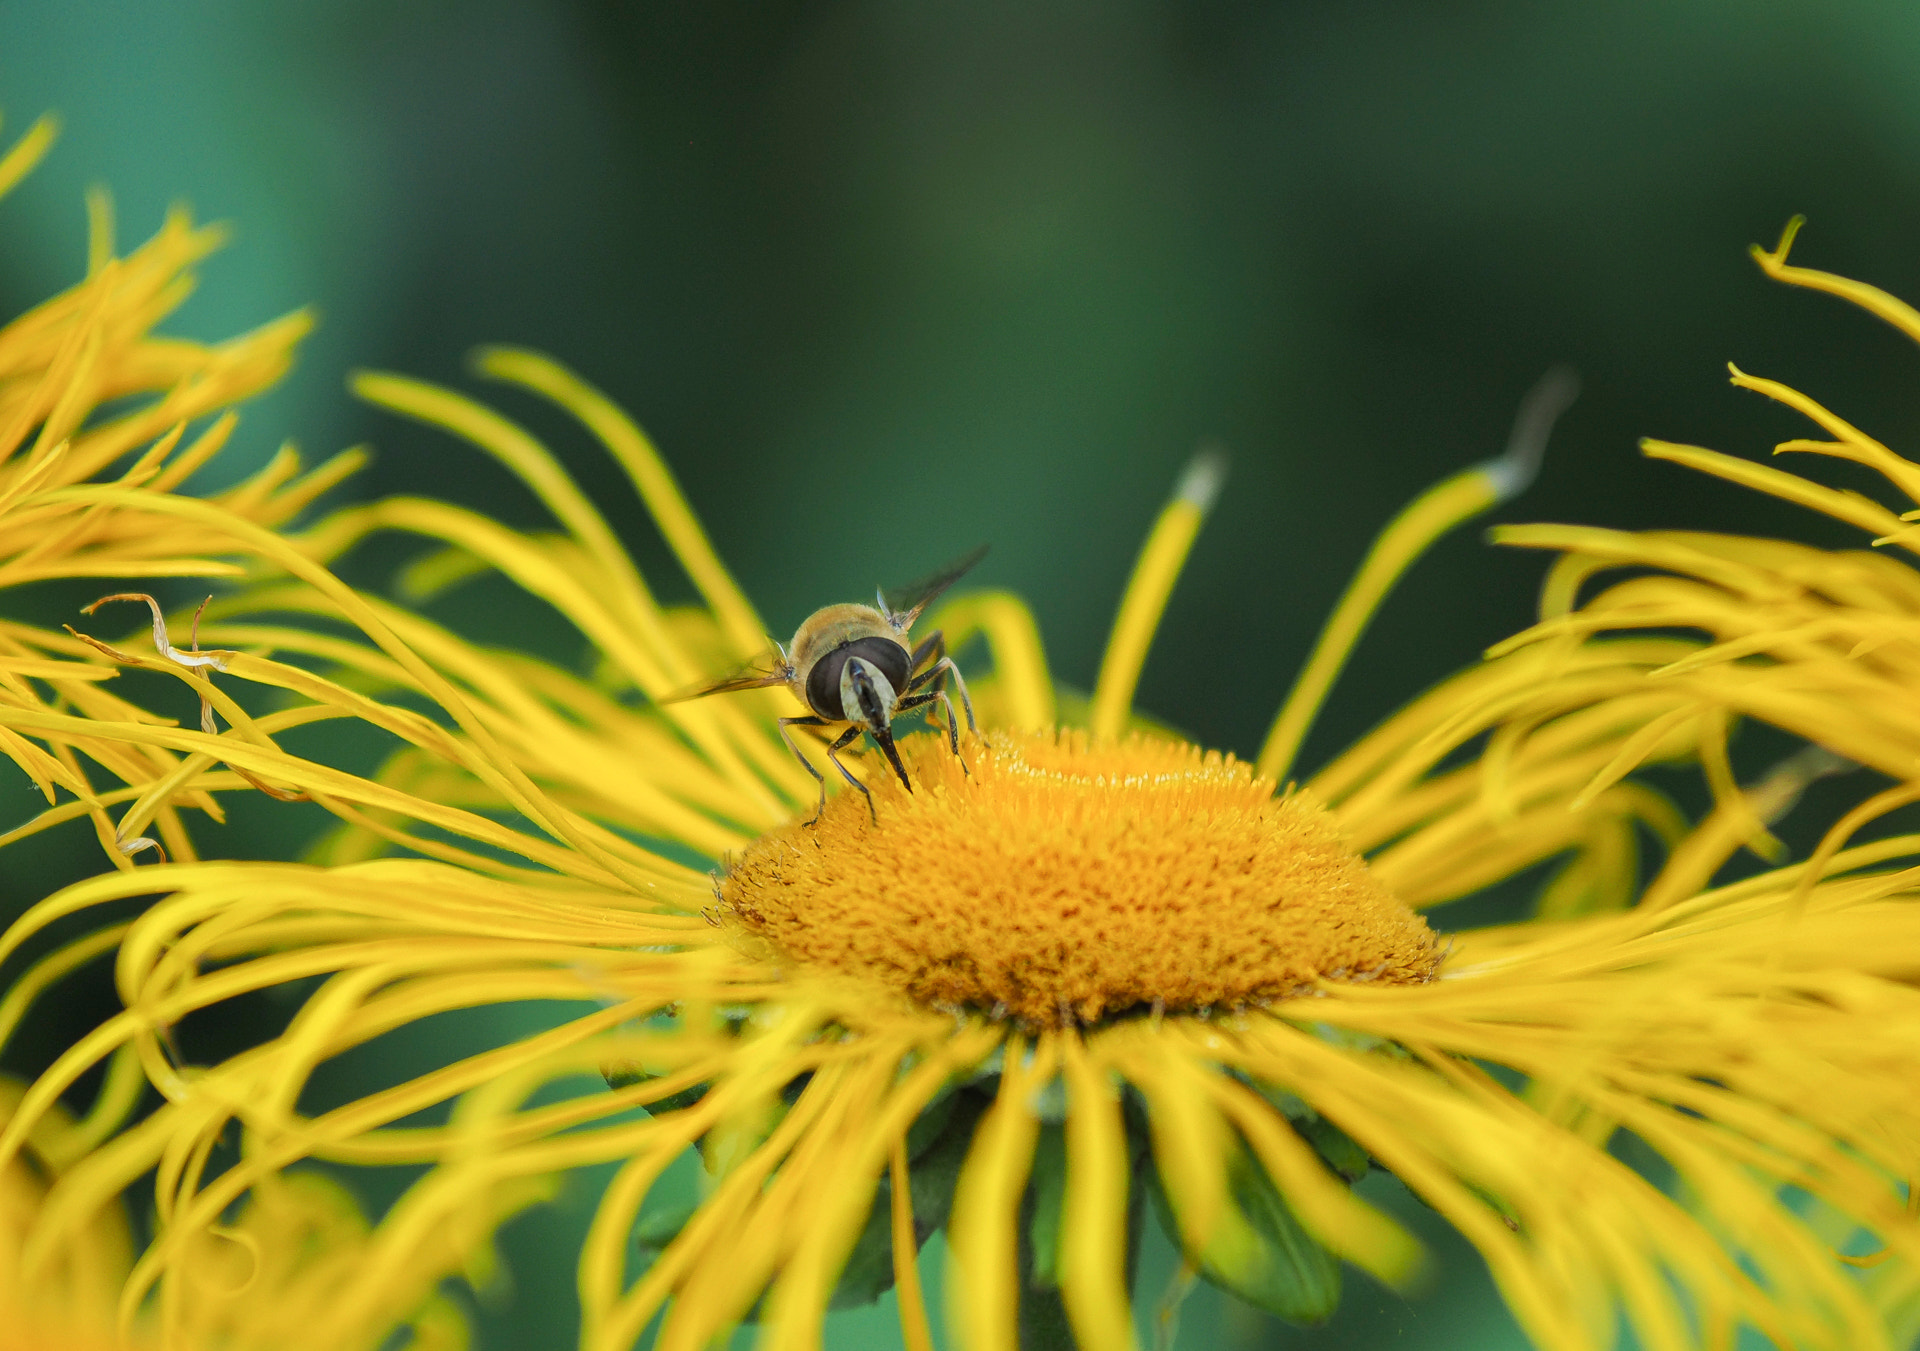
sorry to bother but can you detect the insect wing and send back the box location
[883,543,989,627]
[660,661,791,705]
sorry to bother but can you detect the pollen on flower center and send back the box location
[717,728,1440,1026]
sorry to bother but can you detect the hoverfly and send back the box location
[668,545,987,823]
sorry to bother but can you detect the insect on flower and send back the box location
[666,544,987,822]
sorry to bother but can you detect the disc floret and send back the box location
[717,729,1441,1026]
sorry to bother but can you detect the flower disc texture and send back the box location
[722,730,1439,1025]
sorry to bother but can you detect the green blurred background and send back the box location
[7,2,1920,1346]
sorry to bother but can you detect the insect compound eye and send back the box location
[806,635,913,720]
[839,656,899,731]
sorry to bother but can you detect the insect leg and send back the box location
[895,688,965,761]
[906,629,947,688]
[894,688,963,759]
[822,724,878,823]
[904,664,947,736]
[778,715,832,825]
[904,635,967,739]
[922,656,978,734]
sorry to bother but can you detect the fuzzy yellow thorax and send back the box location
[717,728,1440,1025]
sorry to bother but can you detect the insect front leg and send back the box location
[822,723,877,823]
[918,656,978,737]
[906,636,984,746]
[777,715,832,825]
[896,688,964,763]
[906,630,948,728]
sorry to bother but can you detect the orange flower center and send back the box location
[717,729,1440,1026]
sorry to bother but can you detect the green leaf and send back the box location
[1152,1139,1342,1325]
[625,1087,989,1322]
[1024,1123,1069,1289]
[622,1082,992,1319]
[828,1196,901,1311]
[826,1086,987,1311]
[907,1088,988,1234]
[1296,1113,1368,1184]
[633,1193,700,1254]
[1226,1147,1341,1323]
[601,1063,709,1115]
[905,1082,958,1158]
[676,1085,987,1319]
[1237,1073,1370,1182]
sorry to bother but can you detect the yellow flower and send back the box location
[1,1073,533,1350]
[2,344,1917,1351]
[1,1076,128,1349]
[0,111,344,866]
[1482,217,1920,901]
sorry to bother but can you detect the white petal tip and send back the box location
[1175,446,1229,512]
[1480,365,1580,501]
